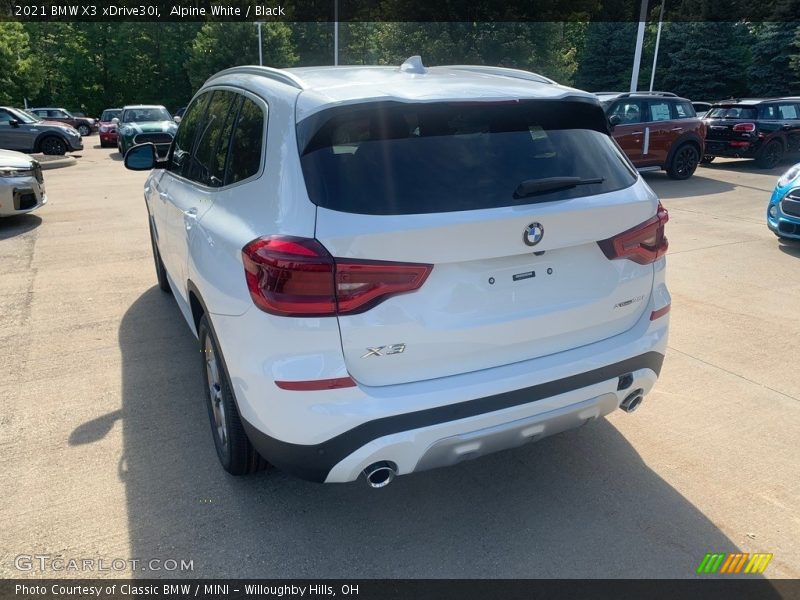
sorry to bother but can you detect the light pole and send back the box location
[649,0,666,91]
[256,21,263,66]
[629,0,649,92]
[334,0,339,66]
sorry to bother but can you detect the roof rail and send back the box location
[615,91,678,98]
[204,65,306,90]
[442,65,555,85]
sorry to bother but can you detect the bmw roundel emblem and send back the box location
[523,222,544,246]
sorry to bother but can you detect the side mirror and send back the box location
[124,143,158,171]
[173,115,182,124]
[112,117,119,125]
[9,119,20,128]
[608,115,621,128]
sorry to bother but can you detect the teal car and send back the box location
[116,105,177,157]
[767,162,800,239]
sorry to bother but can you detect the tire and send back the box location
[700,155,715,164]
[77,124,91,137]
[147,218,171,293]
[198,314,268,476]
[40,136,67,156]
[756,140,784,169]
[667,143,700,180]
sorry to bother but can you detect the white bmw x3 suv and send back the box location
[125,57,670,487]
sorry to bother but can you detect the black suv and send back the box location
[702,98,800,168]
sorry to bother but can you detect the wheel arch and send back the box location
[33,131,68,153]
[186,280,207,336]
[665,132,703,168]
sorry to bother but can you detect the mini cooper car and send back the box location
[125,58,670,486]
[29,107,97,137]
[598,91,706,180]
[0,106,83,155]
[703,98,800,168]
[116,105,177,157]
[98,108,122,148]
[767,162,800,239]
[0,149,46,217]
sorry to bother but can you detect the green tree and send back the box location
[748,22,800,97]
[655,22,750,101]
[574,21,637,91]
[0,22,43,106]
[186,22,297,90]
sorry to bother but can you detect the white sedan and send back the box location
[0,149,46,217]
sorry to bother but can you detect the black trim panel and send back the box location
[242,351,665,482]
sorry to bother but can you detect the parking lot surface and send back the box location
[1,144,798,578]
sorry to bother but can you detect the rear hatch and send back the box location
[704,104,759,149]
[299,99,659,386]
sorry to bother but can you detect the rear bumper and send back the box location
[241,351,664,483]
[704,139,761,158]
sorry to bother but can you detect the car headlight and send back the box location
[769,204,778,218]
[0,166,35,178]
[778,163,800,187]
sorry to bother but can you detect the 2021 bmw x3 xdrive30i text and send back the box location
[125,57,671,486]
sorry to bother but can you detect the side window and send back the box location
[168,92,209,179]
[48,110,63,118]
[610,101,644,125]
[649,101,672,122]
[778,104,799,120]
[189,90,237,187]
[674,102,694,119]
[0,109,13,123]
[760,105,778,119]
[225,97,265,185]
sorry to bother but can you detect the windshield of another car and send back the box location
[706,106,758,119]
[122,107,171,122]
[101,109,122,121]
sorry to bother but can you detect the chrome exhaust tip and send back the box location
[363,461,397,488]
[620,389,644,413]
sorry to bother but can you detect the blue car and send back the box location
[768,163,800,239]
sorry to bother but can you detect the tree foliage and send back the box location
[3,20,799,116]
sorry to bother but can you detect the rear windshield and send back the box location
[706,106,758,119]
[298,100,637,215]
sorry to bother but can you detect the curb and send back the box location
[30,154,78,170]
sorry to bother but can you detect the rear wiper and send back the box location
[513,177,605,199]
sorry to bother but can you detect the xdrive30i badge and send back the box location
[523,222,544,246]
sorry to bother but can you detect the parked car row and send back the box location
[594,92,800,178]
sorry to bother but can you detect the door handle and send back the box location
[183,208,198,230]
[631,131,643,136]
[671,127,684,132]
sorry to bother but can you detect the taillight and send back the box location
[598,202,669,265]
[242,236,432,317]
[732,122,756,133]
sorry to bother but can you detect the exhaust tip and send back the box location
[363,461,397,489]
[620,389,644,413]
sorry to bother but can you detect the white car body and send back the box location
[0,149,46,217]
[135,58,670,484]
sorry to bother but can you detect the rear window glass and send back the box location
[706,106,757,119]
[298,100,636,215]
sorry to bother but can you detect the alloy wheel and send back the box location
[204,337,228,449]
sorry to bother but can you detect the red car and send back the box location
[597,92,706,180]
[98,108,122,148]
